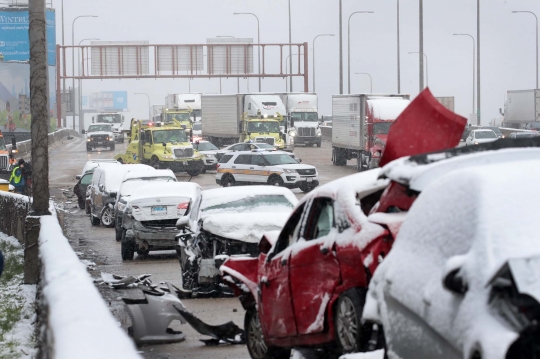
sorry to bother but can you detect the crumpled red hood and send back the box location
[374,134,388,144]
[379,88,467,167]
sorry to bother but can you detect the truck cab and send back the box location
[160,109,194,132]
[283,94,322,147]
[114,119,204,176]
[93,113,126,143]
[242,95,286,149]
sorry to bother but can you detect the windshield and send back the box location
[88,125,112,132]
[152,129,188,144]
[0,137,5,151]
[97,114,122,124]
[475,131,497,139]
[203,195,295,214]
[291,112,318,122]
[373,122,393,135]
[164,113,190,122]
[193,123,202,131]
[263,153,298,165]
[247,121,280,133]
[482,127,502,136]
[196,142,219,151]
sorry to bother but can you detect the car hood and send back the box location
[272,163,315,171]
[203,212,291,243]
[87,131,113,136]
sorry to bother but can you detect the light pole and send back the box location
[355,72,372,93]
[72,15,98,130]
[234,12,261,92]
[512,11,539,89]
[78,38,99,133]
[397,0,401,93]
[216,35,240,92]
[339,0,343,94]
[453,34,475,114]
[285,53,304,92]
[348,11,374,94]
[477,0,480,124]
[313,34,335,93]
[135,93,151,120]
[288,0,293,92]
[409,52,428,87]
[419,0,424,92]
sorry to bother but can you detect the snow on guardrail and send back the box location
[39,205,141,359]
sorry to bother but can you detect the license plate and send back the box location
[97,142,103,145]
[151,206,167,215]
[307,178,313,182]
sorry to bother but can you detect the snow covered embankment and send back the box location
[39,206,141,359]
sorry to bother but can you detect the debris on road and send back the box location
[99,272,153,289]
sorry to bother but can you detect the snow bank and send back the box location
[39,207,141,359]
[340,350,385,359]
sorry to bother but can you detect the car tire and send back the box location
[137,248,150,259]
[121,231,135,261]
[222,174,236,187]
[178,246,198,295]
[245,308,291,359]
[186,168,201,177]
[101,206,115,228]
[298,182,315,193]
[334,288,371,354]
[268,175,284,187]
[90,214,100,226]
[317,142,322,148]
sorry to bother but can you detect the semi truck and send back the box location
[501,89,540,130]
[201,94,286,148]
[114,119,204,176]
[92,113,126,143]
[277,93,322,147]
[332,94,410,171]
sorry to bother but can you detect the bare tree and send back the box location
[29,0,51,215]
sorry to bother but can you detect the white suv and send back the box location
[216,150,319,192]
[83,123,116,152]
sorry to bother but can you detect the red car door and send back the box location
[258,205,306,339]
[289,197,341,335]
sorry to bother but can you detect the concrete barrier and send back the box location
[6,128,80,159]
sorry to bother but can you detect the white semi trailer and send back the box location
[277,93,322,147]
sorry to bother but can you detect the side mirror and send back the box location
[176,216,190,230]
[443,268,468,295]
[82,129,86,134]
[110,192,117,199]
[76,175,81,180]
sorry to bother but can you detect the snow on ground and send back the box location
[0,232,37,359]
[340,350,385,359]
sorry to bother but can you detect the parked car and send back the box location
[364,140,540,359]
[121,182,202,260]
[74,169,94,209]
[175,186,297,298]
[192,140,219,173]
[114,169,177,241]
[509,132,539,139]
[88,164,153,227]
[83,123,116,152]
[465,129,498,146]
[216,150,317,192]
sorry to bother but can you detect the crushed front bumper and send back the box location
[129,221,178,251]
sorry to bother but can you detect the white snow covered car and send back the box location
[364,144,540,359]
[175,185,297,297]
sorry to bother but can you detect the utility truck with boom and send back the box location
[201,94,286,148]
[278,93,322,147]
[332,94,410,171]
[92,113,126,143]
[114,119,204,176]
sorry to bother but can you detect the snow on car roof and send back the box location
[93,164,153,192]
[128,182,201,201]
[121,168,175,182]
[80,160,120,177]
[201,186,298,209]
[381,147,540,192]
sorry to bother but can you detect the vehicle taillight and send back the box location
[177,202,189,215]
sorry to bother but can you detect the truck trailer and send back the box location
[277,93,322,147]
[201,94,286,148]
[332,94,410,171]
[502,89,540,130]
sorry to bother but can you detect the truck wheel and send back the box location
[333,149,347,166]
[316,142,322,148]
[221,174,236,187]
[110,144,115,151]
[151,156,160,169]
[334,288,372,354]
[137,248,150,259]
[115,226,123,242]
[121,231,135,261]
[117,158,124,164]
[268,175,284,187]
[245,309,291,359]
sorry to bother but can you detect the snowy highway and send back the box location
[49,136,357,359]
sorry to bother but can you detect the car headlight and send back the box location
[117,202,126,212]
[289,131,297,137]
[87,138,91,142]
[162,155,173,159]
[205,154,214,158]
[109,137,114,141]
[283,169,297,173]
[474,142,478,145]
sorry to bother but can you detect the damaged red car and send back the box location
[220,89,467,358]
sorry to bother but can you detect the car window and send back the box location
[231,144,245,151]
[219,154,234,163]
[251,155,266,166]
[234,155,251,165]
[81,173,93,185]
[304,198,334,241]
[476,131,497,139]
[274,203,306,254]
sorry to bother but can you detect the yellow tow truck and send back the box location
[160,107,194,132]
[115,119,204,176]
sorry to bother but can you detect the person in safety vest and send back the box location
[9,159,25,194]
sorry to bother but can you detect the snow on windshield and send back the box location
[247,121,280,133]
[202,186,298,210]
[97,115,121,124]
[88,125,112,132]
[263,153,298,165]
[203,195,295,215]
[152,129,187,143]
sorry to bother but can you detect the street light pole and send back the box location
[348,11,374,94]
[512,11,539,89]
[285,53,301,92]
[289,0,293,92]
[419,0,424,92]
[453,34,475,114]
[135,93,151,120]
[216,35,240,92]
[355,72,373,93]
[339,0,343,94]
[409,52,428,87]
[234,13,261,92]
[477,0,481,124]
[78,38,99,133]
[313,34,335,93]
[397,0,401,93]
[61,0,65,127]
[72,14,97,131]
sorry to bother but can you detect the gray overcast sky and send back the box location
[58,0,539,124]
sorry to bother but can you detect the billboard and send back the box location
[0,62,57,131]
[0,8,56,65]
[91,41,149,76]
[83,91,128,112]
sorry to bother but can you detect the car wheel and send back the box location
[137,248,150,259]
[178,246,199,295]
[334,288,371,354]
[121,231,134,261]
[268,175,284,187]
[298,182,314,193]
[317,142,322,148]
[186,168,201,177]
[245,309,291,359]
[101,206,115,228]
[222,174,236,187]
[90,214,100,226]
[78,198,85,209]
